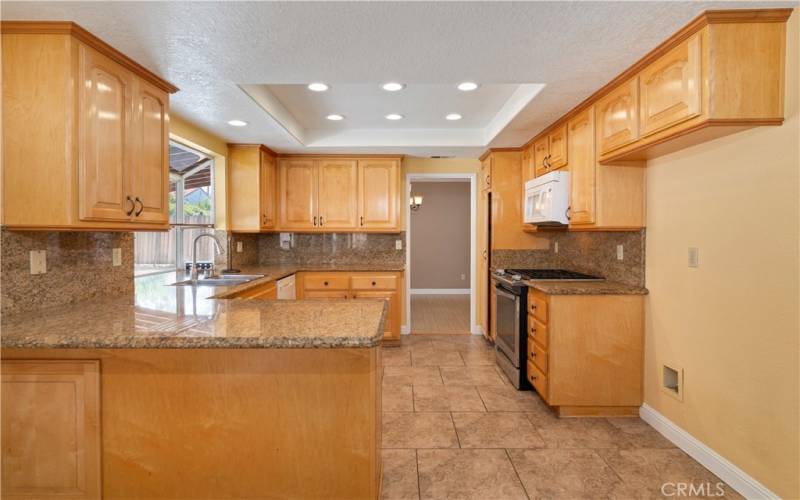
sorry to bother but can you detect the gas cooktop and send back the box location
[500,268,605,281]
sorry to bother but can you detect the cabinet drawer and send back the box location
[528,291,548,323]
[351,275,397,290]
[527,315,548,349]
[304,290,349,299]
[530,341,548,374]
[527,360,548,401]
[303,274,349,290]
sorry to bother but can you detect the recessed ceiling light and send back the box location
[307,82,329,92]
[445,113,462,121]
[385,114,404,120]
[381,82,406,92]
[227,119,248,127]
[326,114,345,121]
[457,82,479,91]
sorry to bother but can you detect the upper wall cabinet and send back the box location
[274,157,401,233]
[228,144,277,232]
[1,21,178,230]
[596,77,640,156]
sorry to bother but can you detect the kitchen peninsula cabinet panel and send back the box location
[1,360,101,499]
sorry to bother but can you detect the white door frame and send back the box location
[404,172,478,335]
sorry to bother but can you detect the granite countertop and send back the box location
[1,264,403,350]
[524,280,648,295]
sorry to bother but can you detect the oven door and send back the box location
[494,284,521,367]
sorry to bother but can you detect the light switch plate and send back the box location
[395,240,403,250]
[29,250,46,275]
[616,245,624,261]
[112,248,122,267]
[688,247,699,268]
[236,241,243,253]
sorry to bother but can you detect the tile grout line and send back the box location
[449,411,462,449]
[415,449,422,500]
[505,448,532,500]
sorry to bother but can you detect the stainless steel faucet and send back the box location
[191,233,223,284]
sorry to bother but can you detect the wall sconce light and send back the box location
[410,195,423,211]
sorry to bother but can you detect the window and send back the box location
[134,142,215,276]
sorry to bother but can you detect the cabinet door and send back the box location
[1,360,101,499]
[547,124,568,169]
[639,33,702,137]
[130,78,169,224]
[260,150,277,229]
[78,44,134,222]
[567,107,596,225]
[318,160,358,229]
[596,77,639,155]
[279,159,318,229]
[358,160,398,229]
[353,290,399,341]
[521,146,534,182]
[533,138,549,177]
[480,156,492,192]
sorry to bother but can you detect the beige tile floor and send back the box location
[410,295,471,334]
[381,334,742,500]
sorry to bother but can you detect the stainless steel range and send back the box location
[492,268,604,390]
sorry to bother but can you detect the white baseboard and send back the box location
[639,403,779,500]
[400,325,411,335]
[410,288,470,295]
[471,325,483,336]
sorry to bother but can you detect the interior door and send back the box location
[130,78,169,224]
[318,160,358,229]
[279,159,317,229]
[358,160,398,229]
[78,44,134,222]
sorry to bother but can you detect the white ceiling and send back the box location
[2,1,795,158]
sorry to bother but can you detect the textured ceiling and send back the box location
[2,1,795,157]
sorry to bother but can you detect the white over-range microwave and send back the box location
[523,171,570,226]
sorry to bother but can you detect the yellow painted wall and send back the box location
[403,156,480,174]
[643,12,799,498]
[169,114,229,229]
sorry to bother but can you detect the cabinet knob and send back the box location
[324,281,329,286]
[372,281,377,286]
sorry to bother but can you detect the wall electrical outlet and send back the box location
[460,273,466,281]
[395,240,403,250]
[112,248,122,267]
[236,241,243,253]
[616,245,624,261]
[688,247,699,268]
[279,233,292,250]
[554,241,559,254]
[29,250,46,275]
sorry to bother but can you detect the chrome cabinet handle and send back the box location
[125,196,135,216]
[134,197,143,216]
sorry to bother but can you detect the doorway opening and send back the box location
[405,174,477,336]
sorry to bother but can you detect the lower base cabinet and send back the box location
[1,360,101,499]
[299,271,403,343]
[526,289,644,417]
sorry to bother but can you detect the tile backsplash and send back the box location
[242,232,406,268]
[492,230,645,287]
[1,229,134,316]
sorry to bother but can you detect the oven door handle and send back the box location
[495,283,521,299]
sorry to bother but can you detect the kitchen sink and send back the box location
[170,274,264,287]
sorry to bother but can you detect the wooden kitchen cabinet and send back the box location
[525,288,644,417]
[546,124,568,170]
[638,32,702,138]
[566,107,597,225]
[358,159,399,230]
[1,21,177,230]
[274,157,401,232]
[298,271,404,343]
[278,159,318,230]
[1,360,101,499]
[229,144,278,232]
[318,160,358,229]
[596,76,640,155]
[479,155,492,192]
[532,138,549,177]
[521,146,534,183]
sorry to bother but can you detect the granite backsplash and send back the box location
[1,229,134,316]
[226,232,406,268]
[492,230,645,287]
